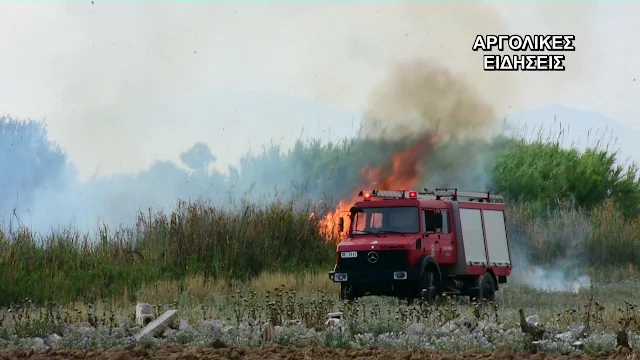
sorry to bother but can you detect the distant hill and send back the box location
[504,105,640,168]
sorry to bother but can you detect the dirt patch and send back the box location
[0,344,631,360]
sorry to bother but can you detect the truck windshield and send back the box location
[352,206,420,234]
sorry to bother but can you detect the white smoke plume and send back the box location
[506,209,594,293]
[0,2,618,294]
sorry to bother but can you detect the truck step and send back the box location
[441,290,462,295]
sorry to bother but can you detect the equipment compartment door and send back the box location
[459,208,488,265]
[437,209,455,264]
[482,210,511,266]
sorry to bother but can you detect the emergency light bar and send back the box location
[373,190,403,197]
[357,190,419,200]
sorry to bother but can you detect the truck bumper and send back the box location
[329,267,421,283]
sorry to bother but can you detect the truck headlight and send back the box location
[393,271,407,280]
[334,273,348,282]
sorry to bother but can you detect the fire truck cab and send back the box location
[328,188,512,303]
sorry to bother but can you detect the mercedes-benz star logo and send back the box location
[367,251,379,264]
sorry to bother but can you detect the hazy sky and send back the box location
[1,2,638,180]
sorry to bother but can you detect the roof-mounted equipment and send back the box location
[421,188,503,203]
[356,188,504,203]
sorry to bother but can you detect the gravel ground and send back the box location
[0,343,634,360]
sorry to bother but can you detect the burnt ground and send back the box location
[0,344,635,360]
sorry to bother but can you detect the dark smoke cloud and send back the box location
[359,58,503,142]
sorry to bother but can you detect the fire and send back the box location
[317,134,435,240]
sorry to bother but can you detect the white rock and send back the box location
[476,320,489,332]
[199,320,215,329]
[72,323,95,335]
[555,332,573,341]
[31,337,45,349]
[46,334,62,346]
[455,316,476,330]
[119,316,133,328]
[454,316,470,326]
[222,325,234,333]
[325,318,342,328]
[136,303,155,327]
[569,325,586,335]
[135,309,178,340]
[179,319,190,331]
[526,315,540,326]
[442,321,458,331]
[111,327,126,338]
[500,322,516,331]
[163,328,177,337]
[406,322,425,335]
[483,323,500,333]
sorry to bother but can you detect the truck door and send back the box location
[422,209,441,257]
[423,209,454,263]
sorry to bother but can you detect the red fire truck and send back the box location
[328,188,512,303]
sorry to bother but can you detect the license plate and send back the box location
[341,251,358,258]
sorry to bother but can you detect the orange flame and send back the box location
[318,134,435,240]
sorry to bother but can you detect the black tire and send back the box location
[339,283,356,301]
[476,272,496,302]
[418,268,437,303]
[405,293,417,305]
[405,297,414,306]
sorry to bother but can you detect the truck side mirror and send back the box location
[435,212,443,229]
[338,217,345,233]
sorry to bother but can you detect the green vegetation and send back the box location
[1,117,640,306]
[494,138,640,218]
[0,200,335,306]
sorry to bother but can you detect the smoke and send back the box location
[354,55,594,291]
[359,59,502,142]
[351,58,507,193]
[0,2,603,292]
[513,264,592,294]
[0,2,601,178]
[509,244,592,294]
[343,2,599,292]
[505,208,594,293]
[350,22,511,193]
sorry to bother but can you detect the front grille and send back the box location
[339,250,408,271]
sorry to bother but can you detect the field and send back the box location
[2,119,640,358]
[1,273,640,359]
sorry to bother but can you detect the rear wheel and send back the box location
[472,272,496,302]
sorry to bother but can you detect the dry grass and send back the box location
[92,271,640,333]
[4,277,640,341]
[132,271,336,306]
[2,198,640,308]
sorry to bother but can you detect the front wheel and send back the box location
[339,283,356,301]
[418,269,437,303]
